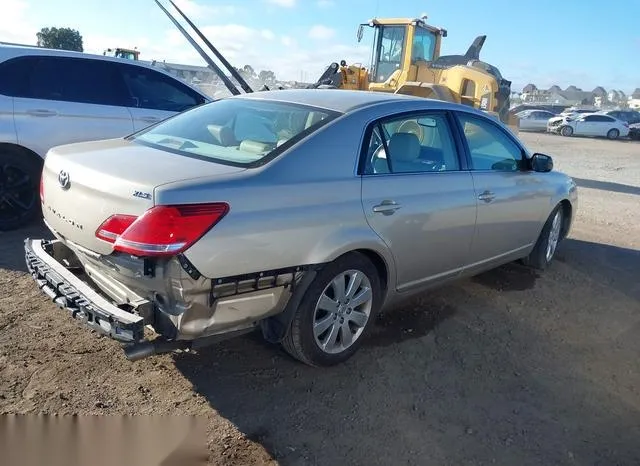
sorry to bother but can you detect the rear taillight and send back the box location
[96,214,137,243]
[39,175,44,204]
[95,203,229,257]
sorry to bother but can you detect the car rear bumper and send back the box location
[24,238,145,343]
[24,236,299,360]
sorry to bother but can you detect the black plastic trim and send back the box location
[208,264,310,304]
[24,239,144,343]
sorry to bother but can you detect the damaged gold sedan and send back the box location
[25,89,577,366]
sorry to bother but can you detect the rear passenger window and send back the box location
[0,57,35,97]
[117,64,205,112]
[364,112,460,174]
[586,115,612,122]
[20,56,128,106]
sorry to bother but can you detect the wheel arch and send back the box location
[261,241,395,344]
[558,198,573,240]
[0,142,45,165]
[334,248,390,297]
[305,230,396,301]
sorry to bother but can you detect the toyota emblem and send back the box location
[58,170,70,190]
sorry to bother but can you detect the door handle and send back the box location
[26,109,58,117]
[477,190,495,203]
[372,200,401,215]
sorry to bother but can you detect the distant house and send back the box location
[545,91,571,105]
[608,90,620,102]
[512,83,633,107]
[628,89,640,109]
[547,88,594,106]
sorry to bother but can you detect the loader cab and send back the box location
[362,18,444,85]
[103,47,139,60]
[115,49,139,60]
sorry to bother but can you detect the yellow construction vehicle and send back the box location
[154,2,517,130]
[314,16,518,130]
[103,47,140,60]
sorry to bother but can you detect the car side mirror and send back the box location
[530,153,553,172]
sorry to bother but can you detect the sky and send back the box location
[2,0,639,93]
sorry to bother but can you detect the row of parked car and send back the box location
[516,107,640,140]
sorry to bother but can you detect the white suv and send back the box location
[0,44,210,231]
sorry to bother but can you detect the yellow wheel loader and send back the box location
[154,1,517,131]
[314,16,518,131]
[103,47,140,60]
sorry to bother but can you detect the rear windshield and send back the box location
[130,97,339,167]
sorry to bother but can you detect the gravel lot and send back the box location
[1,132,639,465]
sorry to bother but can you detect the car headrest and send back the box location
[305,111,326,129]
[207,125,235,146]
[388,132,421,162]
[239,140,273,154]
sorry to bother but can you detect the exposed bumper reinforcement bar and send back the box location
[24,238,145,343]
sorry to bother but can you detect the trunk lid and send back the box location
[41,138,245,255]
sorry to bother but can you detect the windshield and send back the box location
[372,25,406,83]
[411,26,436,63]
[130,98,339,167]
[116,50,136,60]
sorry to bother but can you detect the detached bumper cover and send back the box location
[24,238,144,343]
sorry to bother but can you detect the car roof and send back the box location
[1,43,134,65]
[233,88,432,114]
[0,43,209,98]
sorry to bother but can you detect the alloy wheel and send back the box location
[312,269,373,354]
[0,163,36,224]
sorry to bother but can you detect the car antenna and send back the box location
[153,0,241,96]
[167,0,256,93]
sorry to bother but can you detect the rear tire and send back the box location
[560,126,573,137]
[0,149,43,231]
[281,252,382,367]
[607,128,619,140]
[521,204,564,271]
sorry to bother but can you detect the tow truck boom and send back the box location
[153,0,244,96]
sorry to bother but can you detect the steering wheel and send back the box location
[397,120,424,143]
[370,143,390,173]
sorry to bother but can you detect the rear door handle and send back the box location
[26,109,58,117]
[372,200,401,215]
[477,190,495,203]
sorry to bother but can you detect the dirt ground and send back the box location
[1,132,639,466]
